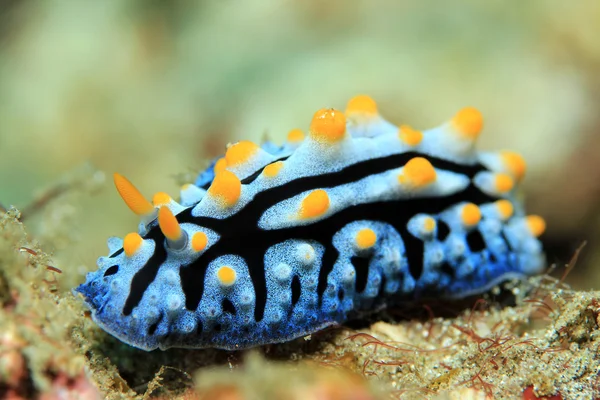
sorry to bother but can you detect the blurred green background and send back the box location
[1,0,599,289]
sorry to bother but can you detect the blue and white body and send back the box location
[75,96,545,351]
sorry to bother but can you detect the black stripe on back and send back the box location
[122,151,494,318]
[122,228,168,315]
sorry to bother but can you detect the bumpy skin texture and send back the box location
[75,98,545,351]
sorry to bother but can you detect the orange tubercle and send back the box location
[225,141,260,166]
[461,203,482,226]
[113,173,154,216]
[345,95,378,117]
[501,151,527,181]
[300,189,330,219]
[157,206,182,242]
[399,125,423,146]
[398,157,437,187]
[451,107,483,138]
[355,228,377,249]
[214,157,228,174]
[496,200,514,220]
[217,266,237,286]
[123,232,143,257]
[423,217,436,232]
[495,173,514,193]
[191,232,208,252]
[287,129,305,143]
[309,108,347,143]
[526,215,546,237]
[207,170,242,208]
[152,192,172,207]
[263,161,284,178]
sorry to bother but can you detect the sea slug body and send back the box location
[75,96,546,351]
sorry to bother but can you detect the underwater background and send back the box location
[1,1,600,399]
[2,0,600,289]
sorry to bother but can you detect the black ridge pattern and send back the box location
[123,151,497,321]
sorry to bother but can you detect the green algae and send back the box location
[0,208,91,397]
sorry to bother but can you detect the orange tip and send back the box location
[191,232,208,252]
[451,107,483,139]
[501,151,527,181]
[225,141,260,167]
[287,129,305,143]
[300,189,330,219]
[214,157,228,174]
[207,170,242,208]
[217,266,237,286]
[157,206,183,242]
[355,228,377,249]
[309,108,347,144]
[495,173,514,193]
[526,215,546,237]
[398,157,437,188]
[398,125,423,146]
[423,217,436,233]
[152,192,172,207]
[123,232,143,257]
[496,200,514,220]
[263,161,284,178]
[113,173,154,216]
[461,203,482,226]
[345,95,378,117]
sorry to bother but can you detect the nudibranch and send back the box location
[75,96,545,351]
